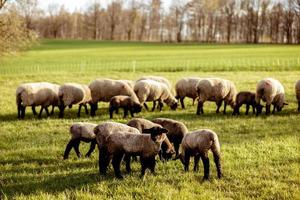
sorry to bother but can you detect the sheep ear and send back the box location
[284,102,288,105]
[160,128,168,134]
[143,128,153,133]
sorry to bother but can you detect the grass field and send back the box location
[0,40,300,200]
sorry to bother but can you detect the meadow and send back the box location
[0,40,299,200]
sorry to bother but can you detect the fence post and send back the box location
[132,60,136,73]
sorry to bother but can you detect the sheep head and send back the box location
[143,127,168,142]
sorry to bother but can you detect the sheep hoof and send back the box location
[115,175,124,179]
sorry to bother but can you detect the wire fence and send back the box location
[0,57,300,75]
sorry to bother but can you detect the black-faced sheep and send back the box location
[232,91,264,115]
[175,77,202,109]
[176,129,222,180]
[255,78,288,115]
[151,118,188,159]
[134,80,178,111]
[58,83,91,118]
[16,82,60,119]
[94,122,140,175]
[196,78,237,115]
[295,80,300,112]
[63,122,97,159]
[109,95,142,119]
[106,127,168,179]
[89,79,140,116]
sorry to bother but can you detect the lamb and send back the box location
[109,95,142,119]
[134,80,178,111]
[175,77,202,109]
[176,129,222,180]
[127,118,175,162]
[16,82,60,119]
[106,127,168,179]
[255,78,288,115]
[196,78,237,115]
[63,122,97,159]
[295,80,300,112]
[58,83,91,118]
[94,122,140,175]
[151,118,188,159]
[232,91,264,115]
[89,79,140,116]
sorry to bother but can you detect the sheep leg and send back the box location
[90,103,98,117]
[112,152,124,179]
[73,139,82,158]
[298,102,300,112]
[124,154,131,173]
[123,108,128,118]
[32,106,37,115]
[129,109,134,117]
[232,105,240,115]
[50,105,55,115]
[109,106,114,119]
[38,107,44,118]
[59,105,65,118]
[180,97,185,109]
[272,105,276,114]
[149,157,156,174]
[45,106,50,117]
[99,147,109,175]
[85,140,96,158]
[174,142,180,157]
[84,104,89,115]
[266,104,271,115]
[245,104,250,115]
[196,102,203,115]
[17,104,22,118]
[194,155,200,172]
[77,104,82,118]
[143,103,149,111]
[184,152,190,171]
[158,101,164,111]
[213,154,222,179]
[223,102,227,114]
[63,139,75,159]
[21,106,26,119]
[201,154,210,180]
[151,101,157,112]
[252,105,256,114]
[216,101,222,113]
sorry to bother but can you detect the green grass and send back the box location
[0,41,300,199]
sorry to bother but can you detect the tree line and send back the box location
[1,0,300,53]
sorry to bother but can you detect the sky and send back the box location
[38,0,174,12]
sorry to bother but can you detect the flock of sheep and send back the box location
[15,76,300,180]
[15,76,300,119]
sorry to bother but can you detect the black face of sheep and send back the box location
[133,104,143,113]
[143,127,168,142]
[170,102,178,110]
[276,102,288,112]
[256,104,264,116]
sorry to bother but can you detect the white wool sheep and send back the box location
[134,80,178,111]
[151,118,188,158]
[196,78,237,115]
[177,129,222,180]
[106,127,168,179]
[175,77,202,109]
[89,79,140,116]
[58,83,91,118]
[93,122,140,175]
[63,122,97,159]
[16,82,60,119]
[255,78,287,115]
[296,80,300,112]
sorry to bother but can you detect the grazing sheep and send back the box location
[255,78,288,115]
[134,80,178,111]
[151,118,188,159]
[58,83,91,118]
[196,78,237,115]
[127,118,175,162]
[232,91,264,115]
[89,79,140,116]
[16,82,59,119]
[295,80,300,112]
[176,129,222,180]
[94,122,140,175]
[175,77,202,109]
[63,122,97,159]
[106,127,168,179]
[109,95,142,119]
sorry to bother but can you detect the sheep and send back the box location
[196,78,237,115]
[175,77,202,109]
[232,91,264,115]
[127,118,175,162]
[89,79,140,116]
[106,127,168,179]
[255,78,288,115]
[94,122,140,175]
[109,95,142,119]
[176,129,222,180]
[295,80,300,112]
[16,82,59,119]
[58,83,91,118]
[134,80,178,111]
[151,118,188,159]
[63,122,97,159]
